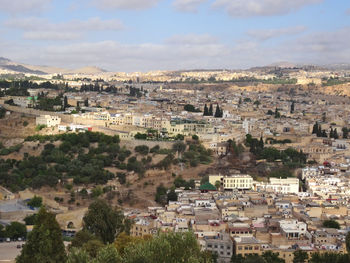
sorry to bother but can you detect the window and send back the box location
[238,246,242,250]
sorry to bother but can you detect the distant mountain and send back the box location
[323,63,350,70]
[0,57,107,75]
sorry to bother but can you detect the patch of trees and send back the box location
[0,221,27,240]
[0,132,125,191]
[203,104,213,116]
[266,138,292,144]
[245,134,306,167]
[312,122,339,139]
[184,104,201,112]
[322,219,340,229]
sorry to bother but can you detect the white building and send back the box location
[36,115,61,127]
[255,178,300,194]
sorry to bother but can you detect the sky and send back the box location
[0,0,349,72]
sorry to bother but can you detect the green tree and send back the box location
[70,229,97,249]
[67,248,90,263]
[342,127,348,139]
[27,195,42,208]
[214,104,222,118]
[291,101,295,113]
[293,250,309,263]
[215,181,221,190]
[167,188,178,202]
[322,219,340,229]
[172,142,186,158]
[346,231,350,254]
[83,199,130,244]
[209,104,213,116]
[203,104,209,116]
[5,222,27,239]
[261,251,285,263]
[93,245,122,263]
[122,231,211,263]
[16,207,67,263]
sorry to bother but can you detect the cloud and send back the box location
[247,26,306,41]
[212,0,323,17]
[2,27,350,72]
[172,0,207,12]
[0,0,52,14]
[5,17,124,40]
[165,34,218,45]
[91,0,160,10]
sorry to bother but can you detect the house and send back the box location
[36,115,61,127]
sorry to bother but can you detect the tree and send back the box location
[16,207,67,263]
[342,127,348,139]
[70,229,97,249]
[167,188,178,202]
[67,248,90,263]
[27,195,42,208]
[290,101,295,114]
[84,98,89,107]
[346,231,350,254]
[330,128,334,138]
[215,181,221,190]
[322,219,340,229]
[214,104,222,118]
[184,104,200,112]
[333,128,339,139]
[262,251,285,263]
[122,231,211,263]
[274,108,281,118]
[5,222,27,239]
[203,104,209,116]
[63,96,68,110]
[94,245,122,263]
[312,122,319,134]
[172,142,186,158]
[209,104,213,116]
[293,250,308,263]
[155,184,167,205]
[83,199,130,244]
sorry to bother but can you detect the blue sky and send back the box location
[0,0,349,72]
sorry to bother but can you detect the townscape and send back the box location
[1,0,350,262]
[1,61,350,263]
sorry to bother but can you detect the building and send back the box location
[233,236,262,257]
[209,174,253,191]
[36,115,61,127]
[255,178,300,194]
[204,233,233,263]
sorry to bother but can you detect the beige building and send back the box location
[36,115,61,127]
[210,174,253,190]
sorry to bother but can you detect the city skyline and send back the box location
[0,0,349,72]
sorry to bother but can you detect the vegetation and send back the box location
[184,104,201,112]
[82,199,132,244]
[322,219,340,229]
[27,195,43,208]
[17,207,67,263]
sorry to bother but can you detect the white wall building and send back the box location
[209,174,253,190]
[36,115,61,127]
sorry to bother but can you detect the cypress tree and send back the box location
[317,125,322,137]
[330,128,334,138]
[334,128,339,139]
[17,207,66,263]
[203,104,209,116]
[214,104,221,118]
[209,104,213,116]
[312,122,318,134]
[290,101,295,114]
[322,130,327,137]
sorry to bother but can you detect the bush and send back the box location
[134,145,149,155]
[23,121,29,127]
[27,196,43,208]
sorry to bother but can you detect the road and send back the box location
[0,242,24,263]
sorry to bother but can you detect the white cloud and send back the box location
[172,0,207,12]
[247,26,306,41]
[212,0,323,17]
[91,0,161,10]
[5,17,124,40]
[165,34,218,45]
[2,28,350,72]
[0,0,52,14]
